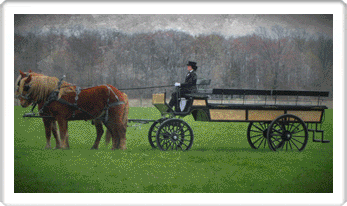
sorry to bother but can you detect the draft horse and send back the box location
[16,71,129,150]
[16,70,60,149]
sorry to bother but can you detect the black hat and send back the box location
[187,61,198,70]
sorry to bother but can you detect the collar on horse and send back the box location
[38,75,66,114]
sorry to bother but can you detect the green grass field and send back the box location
[14,106,333,193]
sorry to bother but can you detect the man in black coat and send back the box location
[168,61,198,112]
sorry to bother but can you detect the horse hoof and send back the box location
[90,147,98,150]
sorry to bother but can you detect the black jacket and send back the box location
[181,70,197,94]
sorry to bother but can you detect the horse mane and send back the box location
[19,75,76,102]
[15,71,44,92]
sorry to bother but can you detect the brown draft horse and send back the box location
[16,70,60,149]
[16,71,129,150]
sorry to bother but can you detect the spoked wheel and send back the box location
[267,114,308,152]
[148,118,166,148]
[156,118,194,151]
[247,122,270,149]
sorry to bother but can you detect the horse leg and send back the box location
[101,118,119,150]
[43,118,53,149]
[51,120,61,149]
[104,122,120,150]
[117,123,127,150]
[115,110,128,150]
[112,133,120,150]
[66,131,70,149]
[57,117,69,149]
[118,103,129,150]
[91,119,104,150]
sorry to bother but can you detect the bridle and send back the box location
[15,81,33,101]
[16,78,42,115]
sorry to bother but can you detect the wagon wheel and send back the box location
[267,114,308,152]
[156,118,194,151]
[247,122,270,149]
[148,118,166,148]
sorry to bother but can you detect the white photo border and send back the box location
[2,1,344,205]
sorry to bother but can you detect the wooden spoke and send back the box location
[247,122,269,150]
[156,119,194,151]
[267,114,308,152]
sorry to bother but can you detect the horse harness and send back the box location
[26,76,125,124]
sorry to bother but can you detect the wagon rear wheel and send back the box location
[267,114,308,152]
[247,122,270,149]
[156,119,194,151]
[148,118,166,148]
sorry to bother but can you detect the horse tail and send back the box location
[105,87,129,147]
[122,94,129,125]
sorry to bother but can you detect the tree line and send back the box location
[14,25,333,98]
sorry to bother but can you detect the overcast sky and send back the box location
[14,14,333,38]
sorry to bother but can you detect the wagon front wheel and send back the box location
[156,119,194,151]
[247,122,270,149]
[148,118,166,148]
[267,114,308,152]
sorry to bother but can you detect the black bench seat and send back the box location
[184,93,209,99]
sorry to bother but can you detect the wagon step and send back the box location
[308,129,330,143]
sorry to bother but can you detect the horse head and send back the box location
[16,72,76,108]
[17,75,34,108]
[15,70,38,94]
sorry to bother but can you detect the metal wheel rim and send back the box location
[148,118,166,148]
[247,122,270,149]
[156,119,194,151]
[267,114,308,152]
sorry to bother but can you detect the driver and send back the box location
[168,61,198,112]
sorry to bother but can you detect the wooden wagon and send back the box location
[144,87,330,152]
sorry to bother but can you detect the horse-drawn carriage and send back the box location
[17,71,330,152]
[139,86,330,152]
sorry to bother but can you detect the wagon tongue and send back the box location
[23,113,36,117]
[23,112,54,119]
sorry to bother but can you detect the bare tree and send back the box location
[256,25,290,89]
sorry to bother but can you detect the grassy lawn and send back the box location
[14,106,333,193]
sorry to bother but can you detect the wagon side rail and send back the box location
[211,88,330,107]
[210,88,330,145]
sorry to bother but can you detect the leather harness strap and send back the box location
[47,84,124,122]
[72,86,81,118]
[101,85,125,123]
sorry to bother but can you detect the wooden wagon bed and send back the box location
[149,87,330,151]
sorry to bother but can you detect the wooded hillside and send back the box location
[14,25,333,98]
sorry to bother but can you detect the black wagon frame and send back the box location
[145,87,330,152]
